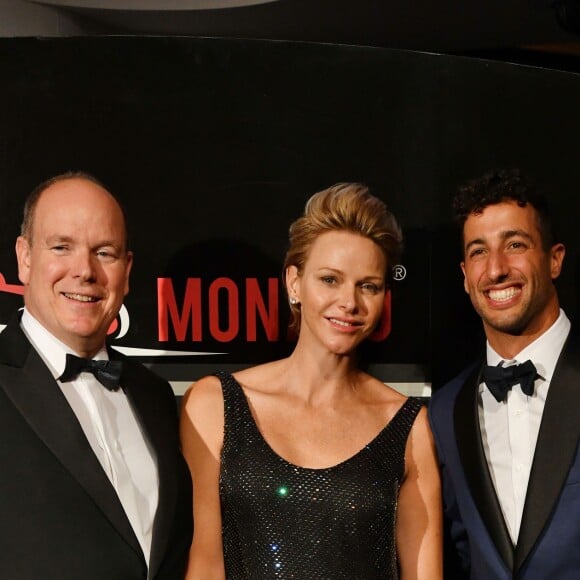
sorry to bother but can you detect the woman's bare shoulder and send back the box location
[361,373,407,405]
[181,374,224,417]
[408,405,433,441]
[180,375,226,460]
[232,359,289,393]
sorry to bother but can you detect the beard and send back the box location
[476,284,555,338]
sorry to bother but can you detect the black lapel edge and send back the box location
[454,363,514,570]
[515,330,580,571]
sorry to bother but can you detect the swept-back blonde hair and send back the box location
[283,182,403,334]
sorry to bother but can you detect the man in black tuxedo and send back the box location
[429,169,580,579]
[0,172,192,579]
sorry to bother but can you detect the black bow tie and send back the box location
[482,359,540,403]
[58,353,123,391]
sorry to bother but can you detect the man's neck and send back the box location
[21,308,105,359]
[485,308,562,360]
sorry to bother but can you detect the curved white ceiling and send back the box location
[30,0,278,10]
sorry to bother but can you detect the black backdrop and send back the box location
[0,37,578,394]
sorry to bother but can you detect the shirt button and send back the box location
[515,409,523,417]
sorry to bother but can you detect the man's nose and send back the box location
[486,250,510,281]
[72,250,97,281]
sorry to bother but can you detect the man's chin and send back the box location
[61,326,107,346]
[483,314,529,337]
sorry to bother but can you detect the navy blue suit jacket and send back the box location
[429,331,580,579]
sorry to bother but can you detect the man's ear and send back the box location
[460,261,469,295]
[123,251,134,296]
[549,243,565,281]
[15,236,31,285]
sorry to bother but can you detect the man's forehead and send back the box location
[32,187,127,243]
[38,177,111,204]
[465,203,537,230]
[462,216,541,254]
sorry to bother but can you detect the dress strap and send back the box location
[215,371,259,453]
[399,396,424,423]
[364,396,425,475]
[389,396,424,439]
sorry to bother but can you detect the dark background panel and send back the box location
[0,37,577,389]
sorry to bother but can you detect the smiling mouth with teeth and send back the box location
[328,318,360,327]
[486,287,521,302]
[62,292,99,303]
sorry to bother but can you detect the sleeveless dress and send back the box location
[217,371,424,580]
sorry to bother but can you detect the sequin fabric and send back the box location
[217,371,424,579]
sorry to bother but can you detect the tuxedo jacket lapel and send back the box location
[454,364,514,571]
[0,320,142,558]
[114,350,180,578]
[515,332,580,572]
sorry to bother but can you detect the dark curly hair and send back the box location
[452,168,557,251]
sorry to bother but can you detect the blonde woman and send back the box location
[181,183,442,579]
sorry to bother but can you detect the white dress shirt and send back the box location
[479,309,570,544]
[21,308,159,566]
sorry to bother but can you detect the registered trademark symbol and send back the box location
[392,265,407,281]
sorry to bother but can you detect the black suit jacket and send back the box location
[0,315,193,580]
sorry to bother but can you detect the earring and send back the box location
[290,297,299,305]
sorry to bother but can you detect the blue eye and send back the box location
[360,282,380,294]
[321,276,336,285]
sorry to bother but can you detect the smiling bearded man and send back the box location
[429,168,580,580]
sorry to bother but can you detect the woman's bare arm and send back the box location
[180,375,226,580]
[396,406,443,580]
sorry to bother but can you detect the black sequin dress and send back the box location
[217,371,424,580]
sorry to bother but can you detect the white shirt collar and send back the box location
[486,309,571,382]
[20,307,108,380]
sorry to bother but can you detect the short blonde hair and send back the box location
[283,182,403,334]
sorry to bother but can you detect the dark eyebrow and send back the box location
[464,229,534,254]
[464,237,485,254]
[500,229,534,243]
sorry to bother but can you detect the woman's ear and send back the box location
[285,265,300,302]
